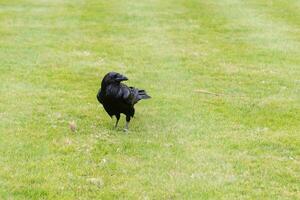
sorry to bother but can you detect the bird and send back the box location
[97,72,151,131]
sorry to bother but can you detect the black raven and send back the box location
[97,72,151,131]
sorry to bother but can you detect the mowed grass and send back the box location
[0,0,299,199]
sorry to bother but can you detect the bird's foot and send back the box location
[123,121,129,133]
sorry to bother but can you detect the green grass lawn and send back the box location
[1,0,299,199]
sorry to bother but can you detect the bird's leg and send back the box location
[124,115,130,132]
[115,114,120,128]
[124,121,129,131]
[115,119,119,128]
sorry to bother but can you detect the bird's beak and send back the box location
[115,75,128,82]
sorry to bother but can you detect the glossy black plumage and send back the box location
[97,72,151,130]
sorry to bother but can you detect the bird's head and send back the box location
[101,72,128,88]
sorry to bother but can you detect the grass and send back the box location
[0,0,299,199]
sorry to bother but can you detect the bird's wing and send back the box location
[97,89,103,104]
[104,84,150,106]
[121,84,150,105]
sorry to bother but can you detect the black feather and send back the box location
[97,72,151,130]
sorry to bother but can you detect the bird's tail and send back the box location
[138,89,151,99]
